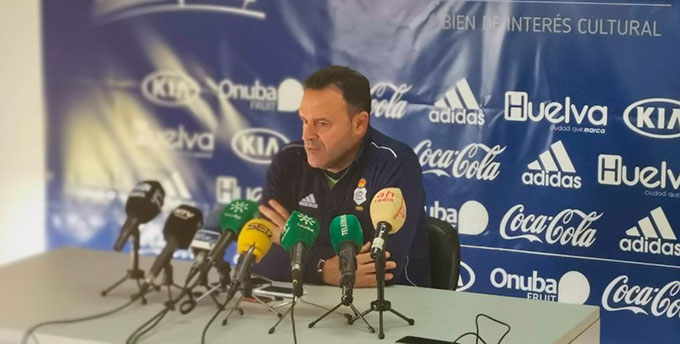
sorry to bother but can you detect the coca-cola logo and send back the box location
[370,82,412,119]
[499,205,601,247]
[602,276,680,319]
[413,140,505,181]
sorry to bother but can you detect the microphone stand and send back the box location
[267,289,332,334]
[158,262,184,305]
[350,248,414,339]
[125,259,232,343]
[176,259,232,314]
[101,229,156,304]
[221,272,283,326]
[308,285,375,333]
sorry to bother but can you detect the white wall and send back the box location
[0,0,46,265]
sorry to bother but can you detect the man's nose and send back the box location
[302,122,317,141]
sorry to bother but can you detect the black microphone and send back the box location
[114,181,165,251]
[144,205,202,288]
[187,217,222,286]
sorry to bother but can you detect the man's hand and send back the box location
[258,199,290,245]
[322,242,397,288]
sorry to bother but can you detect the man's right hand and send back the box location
[321,242,397,288]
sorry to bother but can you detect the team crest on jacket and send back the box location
[353,178,367,205]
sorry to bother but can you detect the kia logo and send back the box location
[141,71,200,107]
[231,128,289,164]
[623,98,680,139]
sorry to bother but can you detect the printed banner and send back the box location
[44,1,680,342]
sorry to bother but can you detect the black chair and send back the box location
[427,216,461,290]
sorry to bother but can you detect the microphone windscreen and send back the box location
[125,180,165,222]
[280,211,320,252]
[203,206,225,232]
[220,200,259,235]
[163,204,203,249]
[330,214,363,253]
[369,187,406,234]
[237,218,274,263]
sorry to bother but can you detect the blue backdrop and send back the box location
[44,1,680,343]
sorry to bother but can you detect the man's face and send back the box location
[298,87,366,173]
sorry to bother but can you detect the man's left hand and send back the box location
[258,199,290,245]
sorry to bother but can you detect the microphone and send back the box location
[204,200,259,275]
[225,218,275,302]
[188,228,220,283]
[330,214,363,297]
[113,181,165,251]
[189,207,224,275]
[144,205,203,288]
[186,200,259,284]
[369,187,406,259]
[280,211,320,297]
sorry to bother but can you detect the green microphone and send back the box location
[280,210,320,297]
[330,214,363,296]
[194,200,259,280]
[213,199,259,261]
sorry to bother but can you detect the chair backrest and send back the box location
[427,216,460,290]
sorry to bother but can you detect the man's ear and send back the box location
[353,111,369,135]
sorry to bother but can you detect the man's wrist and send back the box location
[316,258,326,283]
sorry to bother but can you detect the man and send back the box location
[253,65,430,287]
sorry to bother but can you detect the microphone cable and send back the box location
[125,307,170,344]
[200,300,226,344]
[452,313,511,344]
[125,267,204,343]
[21,297,138,344]
[200,278,241,344]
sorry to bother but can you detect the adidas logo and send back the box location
[429,78,485,125]
[298,193,318,209]
[620,207,680,257]
[521,141,582,189]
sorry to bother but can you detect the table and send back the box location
[0,248,599,343]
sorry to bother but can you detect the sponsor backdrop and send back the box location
[44,1,679,343]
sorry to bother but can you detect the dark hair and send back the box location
[304,65,371,115]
